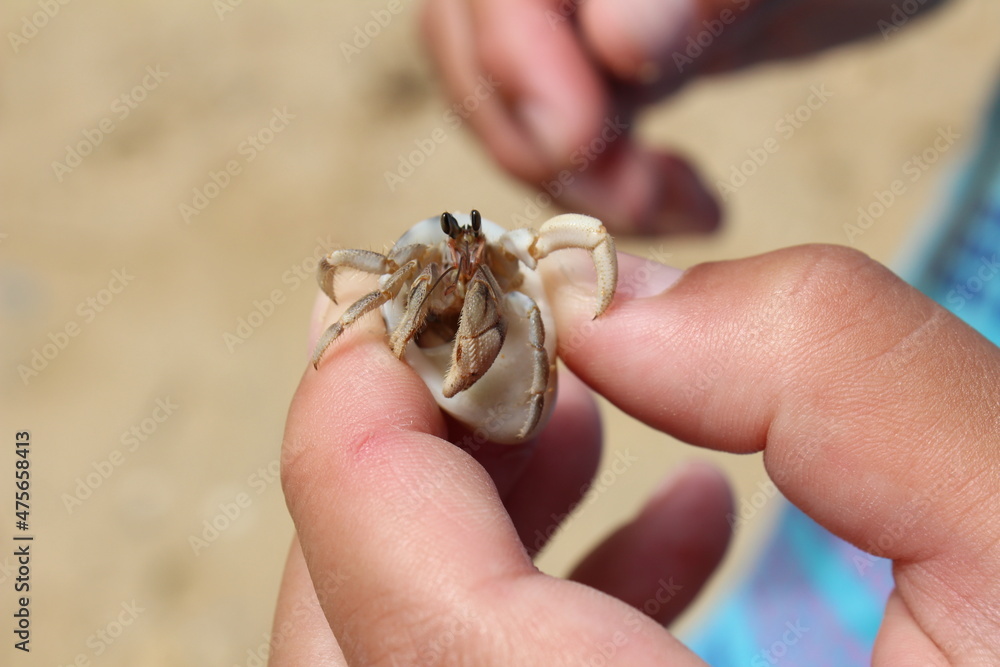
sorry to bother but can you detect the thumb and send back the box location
[542,245,1000,661]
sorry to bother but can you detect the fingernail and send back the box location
[542,251,681,308]
[621,259,683,299]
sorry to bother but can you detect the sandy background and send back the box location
[3,1,1000,665]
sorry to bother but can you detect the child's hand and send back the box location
[420,0,948,234]
[272,245,999,665]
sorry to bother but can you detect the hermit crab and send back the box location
[312,211,617,443]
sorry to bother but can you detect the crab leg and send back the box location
[311,259,420,368]
[507,291,549,441]
[499,214,617,318]
[318,244,426,304]
[442,265,507,398]
[318,249,394,304]
[388,263,448,357]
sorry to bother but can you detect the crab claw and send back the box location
[500,214,617,318]
[442,268,507,397]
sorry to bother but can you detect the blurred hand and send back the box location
[421,0,948,234]
[272,244,999,665]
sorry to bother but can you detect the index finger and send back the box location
[282,305,532,656]
[282,297,697,665]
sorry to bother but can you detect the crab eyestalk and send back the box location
[442,210,486,284]
[440,211,460,237]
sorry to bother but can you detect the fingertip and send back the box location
[307,289,333,354]
[648,459,731,510]
[557,143,722,236]
[569,459,733,625]
[542,251,682,332]
[647,151,723,234]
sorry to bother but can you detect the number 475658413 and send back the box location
[15,431,30,530]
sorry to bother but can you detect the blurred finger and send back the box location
[559,145,722,235]
[422,0,721,235]
[570,461,732,626]
[422,0,606,181]
[502,368,604,556]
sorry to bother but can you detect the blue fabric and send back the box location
[684,502,894,666]
[683,80,1000,664]
[908,79,1000,347]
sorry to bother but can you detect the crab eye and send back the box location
[440,212,459,238]
[470,209,482,233]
